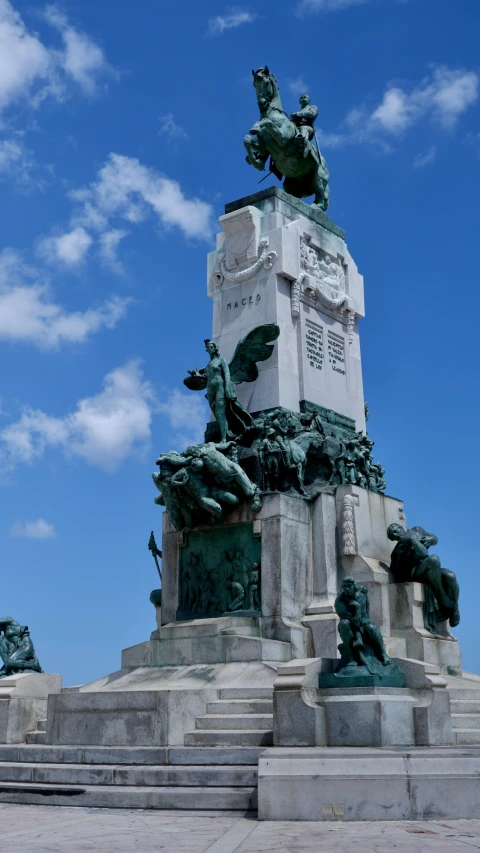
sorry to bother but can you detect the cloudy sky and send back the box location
[1,0,479,684]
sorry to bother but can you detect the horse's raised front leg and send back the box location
[244,134,268,172]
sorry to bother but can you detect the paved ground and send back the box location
[2,805,480,852]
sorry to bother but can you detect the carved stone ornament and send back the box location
[290,236,355,344]
[341,494,359,555]
[214,237,277,285]
[300,235,346,310]
[220,208,260,271]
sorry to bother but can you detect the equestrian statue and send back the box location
[244,67,330,210]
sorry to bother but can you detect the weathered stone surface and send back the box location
[45,689,213,748]
[0,674,61,744]
[258,746,480,821]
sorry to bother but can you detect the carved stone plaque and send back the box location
[300,234,346,310]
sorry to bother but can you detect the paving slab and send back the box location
[2,805,480,852]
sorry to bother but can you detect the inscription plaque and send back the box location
[305,319,324,371]
[327,330,346,376]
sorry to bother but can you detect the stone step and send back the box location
[37,720,47,732]
[25,732,47,745]
[452,714,480,730]
[207,699,273,715]
[220,627,260,637]
[167,747,264,765]
[0,782,257,810]
[453,729,480,745]
[0,745,264,766]
[450,700,480,714]
[218,688,273,700]
[0,762,257,788]
[184,729,273,748]
[449,689,480,701]
[195,714,272,731]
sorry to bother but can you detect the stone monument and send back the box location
[0,617,61,744]
[0,66,479,822]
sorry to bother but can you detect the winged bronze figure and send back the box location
[184,324,280,443]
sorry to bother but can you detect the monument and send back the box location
[0,66,479,821]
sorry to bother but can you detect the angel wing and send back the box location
[229,323,280,386]
[183,370,208,391]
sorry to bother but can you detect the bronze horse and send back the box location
[244,67,330,210]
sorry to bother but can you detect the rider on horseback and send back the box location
[291,94,318,158]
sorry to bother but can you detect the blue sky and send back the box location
[1,0,479,685]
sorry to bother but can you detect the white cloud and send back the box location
[44,5,113,96]
[98,228,128,272]
[38,226,92,266]
[0,136,35,183]
[207,9,256,36]
[159,113,187,141]
[70,153,214,241]
[0,0,52,112]
[0,0,113,115]
[413,145,436,168]
[157,389,208,449]
[287,77,309,97]
[297,0,367,13]
[370,87,410,133]
[1,361,154,472]
[359,67,479,137]
[11,518,56,538]
[319,66,479,150]
[0,249,130,349]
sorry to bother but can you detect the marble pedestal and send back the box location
[207,187,366,433]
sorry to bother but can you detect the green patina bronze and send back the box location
[184,324,280,444]
[387,524,460,634]
[148,530,162,582]
[148,531,162,609]
[153,321,385,529]
[153,441,261,531]
[244,67,329,209]
[319,578,405,688]
[0,617,43,679]
[177,523,261,620]
[229,403,387,499]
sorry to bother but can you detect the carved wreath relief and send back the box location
[213,207,277,286]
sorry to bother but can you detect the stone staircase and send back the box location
[25,719,47,745]
[450,687,480,745]
[0,686,274,810]
[0,744,261,810]
[184,688,273,747]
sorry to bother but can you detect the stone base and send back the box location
[318,687,416,746]
[46,660,277,747]
[319,661,405,688]
[123,616,292,668]
[258,746,480,821]
[0,673,62,744]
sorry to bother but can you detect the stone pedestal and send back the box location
[0,673,62,743]
[160,493,314,661]
[208,187,366,432]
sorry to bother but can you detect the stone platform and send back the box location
[258,745,480,821]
